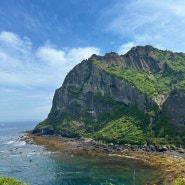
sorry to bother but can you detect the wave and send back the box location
[58,171,82,175]
[14,141,26,146]
[65,172,82,174]
[25,152,37,157]
[6,141,15,145]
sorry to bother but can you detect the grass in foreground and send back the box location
[0,175,28,185]
[174,178,185,185]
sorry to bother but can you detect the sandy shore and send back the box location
[22,133,185,185]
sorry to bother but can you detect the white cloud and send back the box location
[117,42,135,55]
[36,46,66,65]
[36,45,100,67]
[0,31,100,121]
[68,47,100,61]
[0,31,100,88]
[0,31,22,46]
[104,0,185,52]
[0,31,32,52]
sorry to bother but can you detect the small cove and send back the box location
[49,152,162,185]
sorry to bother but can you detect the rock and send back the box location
[164,90,185,131]
[178,149,185,154]
[170,146,177,150]
[84,138,93,143]
[157,146,168,152]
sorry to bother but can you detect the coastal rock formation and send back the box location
[33,45,185,146]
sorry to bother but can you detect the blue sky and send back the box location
[1,0,185,121]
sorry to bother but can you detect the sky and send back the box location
[0,0,185,122]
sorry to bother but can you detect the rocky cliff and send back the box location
[33,45,185,146]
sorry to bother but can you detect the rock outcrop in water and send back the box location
[33,45,185,146]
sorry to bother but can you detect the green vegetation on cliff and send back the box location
[94,101,179,146]
[94,53,185,98]
[91,49,185,146]
[95,116,145,145]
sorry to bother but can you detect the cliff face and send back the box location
[33,45,185,145]
[52,59,153,118]
[164,90,185,130]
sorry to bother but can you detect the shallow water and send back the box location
[0,121,162,185]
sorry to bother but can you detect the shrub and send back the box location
[95,116,145,145]
[0,175,28,185]
[174,178,185,185]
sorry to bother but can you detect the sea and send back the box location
[0,121,162,185]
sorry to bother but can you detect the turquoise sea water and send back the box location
[0,121,162,185]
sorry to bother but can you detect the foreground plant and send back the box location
[0,175,28,185]
[174,178,185,185]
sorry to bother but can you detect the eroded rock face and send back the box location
[51,59,154,120]
[164,90,185,131]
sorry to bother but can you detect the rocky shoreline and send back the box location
[73,137,185,158]
[22,133,185,185]
[23,133,185,157]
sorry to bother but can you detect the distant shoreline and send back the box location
[22,132,185,185]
